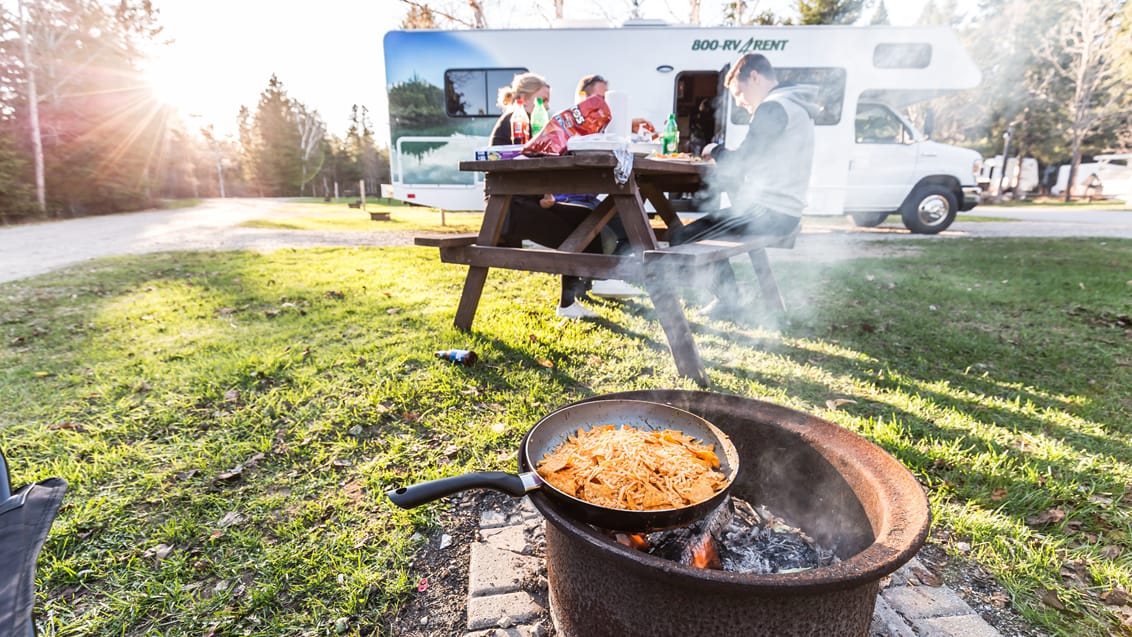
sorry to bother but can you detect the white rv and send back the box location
[383,23,983,233]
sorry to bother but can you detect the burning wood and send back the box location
[603,496,839,574]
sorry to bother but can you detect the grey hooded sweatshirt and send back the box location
[709,83,820,218]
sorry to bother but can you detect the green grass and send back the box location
[157,198,204,210]
[2,238,1132,635]
[237,199,482,233]
[990,197,1131,209]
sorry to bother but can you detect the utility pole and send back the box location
[994,124,1014,204]
[17,0,46,212]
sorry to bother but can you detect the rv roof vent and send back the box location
[622,18,669,27]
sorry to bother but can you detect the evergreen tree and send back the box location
[244,75,302,196]
[870,0,890,25]
[796,0,870,24]
[0,124,36,223]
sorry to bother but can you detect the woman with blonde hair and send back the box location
[487,72,603,319]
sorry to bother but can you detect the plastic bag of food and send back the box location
[522,95,612,156]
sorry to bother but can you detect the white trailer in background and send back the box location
[1052,154,1132,202]
[383,23,984,233]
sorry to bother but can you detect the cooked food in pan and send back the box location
[536,425,728,511]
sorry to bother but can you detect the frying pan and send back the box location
[386,399,739,532]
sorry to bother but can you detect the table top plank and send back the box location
[461,152,707,176]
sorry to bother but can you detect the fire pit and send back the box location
[521,390,930,637]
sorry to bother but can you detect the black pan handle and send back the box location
[386,471,537,509]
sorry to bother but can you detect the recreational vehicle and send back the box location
[383,23,983,233]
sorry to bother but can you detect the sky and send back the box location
[142,0,939,145]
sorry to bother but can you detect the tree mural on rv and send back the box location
[388,74,451,158]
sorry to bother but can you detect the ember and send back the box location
[609,496,838,574]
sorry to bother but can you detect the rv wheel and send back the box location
[850,212,889,228]
[901,185,957,234]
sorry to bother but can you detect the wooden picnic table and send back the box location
[415,152,792,386]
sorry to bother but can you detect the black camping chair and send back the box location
[0,448,67,637]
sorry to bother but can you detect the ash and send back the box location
[638,496,840,574]
[716,498,839,574]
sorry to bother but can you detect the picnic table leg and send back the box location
[613,189,707,386]
[749,248,786,315]
[454,195,511,331]
[644,276,709,386]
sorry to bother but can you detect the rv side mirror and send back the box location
[923,109,934,139]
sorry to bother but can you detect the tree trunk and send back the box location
[17,0,46,213]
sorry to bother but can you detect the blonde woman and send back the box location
[487,72,603,319]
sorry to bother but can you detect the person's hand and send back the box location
[701,142,718,160]
[539,194,556,209]
[632,118,656,139]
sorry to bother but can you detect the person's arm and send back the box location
[490,112,514,146]
[708,100,788,163]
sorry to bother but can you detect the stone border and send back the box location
[463,496,1001,637]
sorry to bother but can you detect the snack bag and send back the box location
[522,95,612,156]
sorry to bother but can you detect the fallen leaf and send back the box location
[1038,587,1066,610]
[224,389,241,403]
[537,359,554,368]
[215,466,243,483]
[216,511,244,528]
[386,308,401,315]
[1102,588,1129,607]
[417,577,429,592]
[209,530,225,540]
[587,355,603,366]
[911,565,942,587]
[989,591,1010,607]
[48,421,86,432]
[216,307,236,315]
[991,487,1008,501]
[1026,508,1066,527]
[491,422,506,434]
[1101,545,1123,560]
[33,371,52,378]
[825,398,856,410]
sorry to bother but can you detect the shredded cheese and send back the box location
[536,425,728,511]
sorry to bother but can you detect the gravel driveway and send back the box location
[2,199,1130,284]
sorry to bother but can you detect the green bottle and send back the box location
[531,97,550,137]
[662,113,679,154]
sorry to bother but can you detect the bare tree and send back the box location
[1032,0,1124,201]
[554,0,564,20]
[296,106,327,196]
[468,0,488,27]
[15,0,45,212]
[690,0,701,23]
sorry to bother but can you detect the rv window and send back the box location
[854,104,913,144]
[873,43,932,69]
[445,68,527,117]
[728,67,845,127]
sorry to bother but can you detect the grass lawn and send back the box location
[991,197,1131,210]
[236,198,483,233]
[2,238,1131,635]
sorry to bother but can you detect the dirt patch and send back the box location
[386,492,554,637]
[916,539,1051,637]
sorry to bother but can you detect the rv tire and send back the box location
[901,184,957,234]
[849,212,889,228]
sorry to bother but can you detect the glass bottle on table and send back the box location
[661,113,679,155]
[531,97,550,137]
[511,99,531,145]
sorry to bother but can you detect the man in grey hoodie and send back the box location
[669,53,819,319]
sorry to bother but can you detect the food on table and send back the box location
[651,151,699,160]
[536,424,728,511]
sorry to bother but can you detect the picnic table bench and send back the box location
[415,152,795,386]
